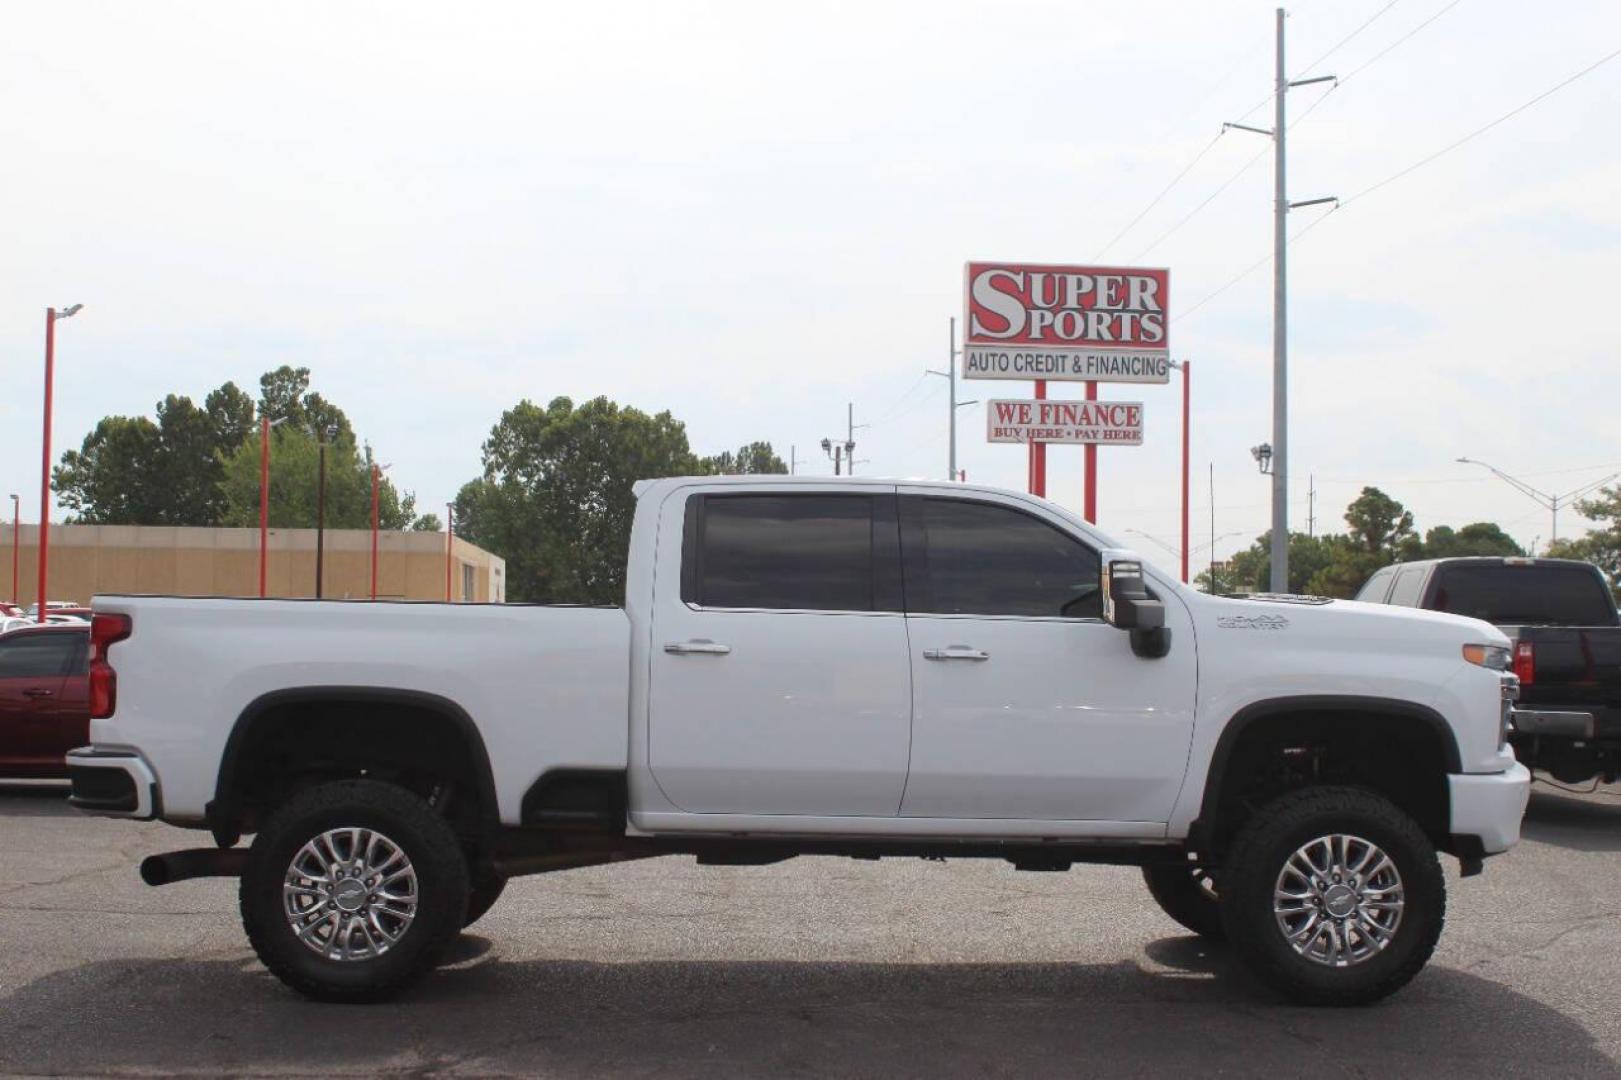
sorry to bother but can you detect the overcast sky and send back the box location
[3,0,1618,572]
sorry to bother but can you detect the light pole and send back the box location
[38,304,83,621]
[1456,457,1621,545]
[445,503,454,602]
[926,316,978,482]
[259,415,291,597]
[314,424,337,599]
[9,494,18,605]
[1169,360,1192,582]
[370,461,391,600]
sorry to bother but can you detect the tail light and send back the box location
[89,613,133,719]
[1513,641,1535,686]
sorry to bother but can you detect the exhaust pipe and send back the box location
[140,847,248,886]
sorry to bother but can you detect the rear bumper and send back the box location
[1449,762,1531,855]
[66,747,158,819]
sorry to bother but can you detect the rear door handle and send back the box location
[922,646,990,661]
[23,688,54,699]
[664,639,732,656]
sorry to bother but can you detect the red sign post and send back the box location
[962,262,1169,522]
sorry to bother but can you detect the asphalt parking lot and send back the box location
[2,782,1619,1077]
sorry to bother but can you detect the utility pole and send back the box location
[1209,463,1217,594]
[1307,473,1316,538]
[1225,7,1336,594]
[927,317,979,482]
[845,403,859,476]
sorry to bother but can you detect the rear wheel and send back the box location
[1142,859,1225,940]
[1220,786,1444,1006]
[240,779,469,1002]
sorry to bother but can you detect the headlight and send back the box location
[1462,643,1511,670]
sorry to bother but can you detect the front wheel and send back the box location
[240,779,470,1002]
[1220,786,1445,1006]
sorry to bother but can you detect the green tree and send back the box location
[1545,485,1621,596]
[702,441,788,475]
[453,396,704,604]
[55,381,257,525]
[1195,531,1337,595]
[1419,522,1524,559]
[1344,487,1416,556]
[217,431,419,530]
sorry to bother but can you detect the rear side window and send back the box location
[1387,567,1428,607]
[683,493,900,612]
[1356,567,1396,603]
[905,497,1102,618]
[0,633,79,679]
[1432,564,1619,626]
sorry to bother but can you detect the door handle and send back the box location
[922,646,990,661]
[664,639,732,656]
[23,688,55,699]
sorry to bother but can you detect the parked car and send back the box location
[1357,556,1620,783]
[71,477,1528,1006]
[0,601,22,618]
[0,616,37,635]
[26,604,91,621]
[0,622,89,778]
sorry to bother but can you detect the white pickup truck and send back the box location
[70,476,1530,1006]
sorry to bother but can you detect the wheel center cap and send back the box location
[334,878,367,913]
[1323,884,1357,918]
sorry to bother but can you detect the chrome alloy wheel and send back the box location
[283,827,418,961]
[1273,833,1404,968]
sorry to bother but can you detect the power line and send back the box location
[1298,0,1404,76]
[1342,43,1621,208]
[1096,132,1226,259]
[1178,42,1620,327]
[1132,144,1271,261]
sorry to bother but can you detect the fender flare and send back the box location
[1189,694,1462,850]
[208,686,500,847]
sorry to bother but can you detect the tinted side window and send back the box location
[687,494,896,612]
[908,498,1101,618]
[1355,567,1395,603]
[1386,567,1427,607]
[1432,565,1619,626]
[0,634,77,679]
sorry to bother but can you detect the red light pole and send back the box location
[38,304,83,622]
[1173,361,1191,583]
[444,503,454,602]
[1083,380,1098,523]
[9,494,18,604]
[257,416,290,598]
[369,462,390,601]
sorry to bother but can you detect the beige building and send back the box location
[1,523,505,607]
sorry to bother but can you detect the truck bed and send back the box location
[91,595,631,825]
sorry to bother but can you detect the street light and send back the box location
[1455,457,1621,545]
[38,304,83,621]
[314,424,338,599]
[1251,443,1274,475]
[1169,360,1192,583]
[370,461,391,600]
[445,502,455,602]
[259,415,292,598]
[9,494,18,605]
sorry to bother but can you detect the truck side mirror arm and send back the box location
[1101,556,1171,659]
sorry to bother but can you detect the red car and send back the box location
[0,623,89,778]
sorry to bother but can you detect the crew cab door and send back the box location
[646,486,912,816]
[897,489,1197,826]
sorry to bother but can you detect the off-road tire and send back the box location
[1220,786,1444,1006]
[240,779,470,1002]
[462,867,508,929]
[1142,860,1225,940]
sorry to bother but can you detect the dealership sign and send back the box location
[963,262,1170,383]
[986,399,1144,446]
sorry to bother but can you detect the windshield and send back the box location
[1431,564,1618,627]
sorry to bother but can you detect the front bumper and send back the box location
[66,747,158,819]
[1449,762,1531,855]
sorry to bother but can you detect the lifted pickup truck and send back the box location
[1357,556,1621,783]
[71,477,1528,1005]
